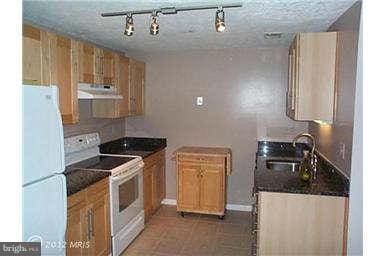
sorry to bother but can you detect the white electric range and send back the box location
[65,133,144,256]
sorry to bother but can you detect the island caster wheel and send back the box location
[219,215,225,220]
[180,211,185,217]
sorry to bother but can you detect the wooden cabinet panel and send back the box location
[129,59,145,115]
[117,56,130,116]
[174,147,230,217]
[56,36,79,124]
[177,164,200,211]
[103,50,114,85]
[90,194,111,256]
[257,192,347,255]
[143,149,166,221]
[287,32,338,123]
[143,167,153,221]
[159,157,166,202]
[92,55,131,118]
[78,43,95,84]
[22,24,53,86]
[23,24,79,124]
[199,165,224,213]
[66,193,87,256]
[66,178,111,256]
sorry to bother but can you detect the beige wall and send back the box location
[63,100,125,143]
[125,48,308,205]
[309,1,361,177]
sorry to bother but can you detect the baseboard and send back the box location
[225,204,252,212]
[161,198,177,205]
[161,198,252,212]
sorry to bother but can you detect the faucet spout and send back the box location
[292,133,316,156]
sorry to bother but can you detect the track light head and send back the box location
[124,14,134,36]
[150,13,159,35]
[215,8,225,32]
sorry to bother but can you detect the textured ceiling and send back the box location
[23,0,357,57]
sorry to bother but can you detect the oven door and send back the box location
[110,163,143,235]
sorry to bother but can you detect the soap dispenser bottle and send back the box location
[299,150,311,182]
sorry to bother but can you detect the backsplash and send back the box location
[257,141,309,158]
[257,140,350,185]
[63,100,125,143]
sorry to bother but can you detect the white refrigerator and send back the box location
[22,85,67,255]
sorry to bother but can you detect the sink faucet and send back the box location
[292,133,318,180]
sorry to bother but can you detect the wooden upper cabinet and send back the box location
[287,32,338,123]
[22,24,53,85]
[78,43,95,84]
[78,44,114,86]
[23,24,79,124]
[102,50,115,85]
[55,36,79,124]
[92,54,130,118]
[129,59,145,115]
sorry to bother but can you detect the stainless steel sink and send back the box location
[266,159,301,172]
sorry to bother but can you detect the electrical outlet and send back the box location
[196,96,203,106]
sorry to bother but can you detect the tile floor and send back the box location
[122,205,252,256]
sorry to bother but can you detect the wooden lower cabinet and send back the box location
[66,178,111,256]
[143,149,166,221]
[174,147,231,217]
[256,192,348,255]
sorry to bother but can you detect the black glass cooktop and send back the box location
[67,155,136,171]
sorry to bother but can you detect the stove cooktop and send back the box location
[67,155,136,171]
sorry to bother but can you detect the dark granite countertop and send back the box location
[99,137,167,158]
[254,141,349,197]
[64,168,110,196]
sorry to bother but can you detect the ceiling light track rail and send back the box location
[101,3,242,17]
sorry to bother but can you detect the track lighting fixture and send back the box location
[215,8,226,32]
[101,3,242,36]
[124,14,134,36]
[149,12,159,35]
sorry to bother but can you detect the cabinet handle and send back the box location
[86,209,91,240]
[89,209,94,237]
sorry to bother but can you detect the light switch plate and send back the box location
[196,96,203,106]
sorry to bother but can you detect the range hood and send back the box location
[78,83,123,99]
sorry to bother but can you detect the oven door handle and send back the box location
[111,163,144,182]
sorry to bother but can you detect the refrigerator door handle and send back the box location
[51,86,65,171]
[59,174,68,243]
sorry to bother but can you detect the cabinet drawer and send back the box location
[178,155,224,165]
[67,190,86,209]
[86,178,109,202]
[144,149,165,168]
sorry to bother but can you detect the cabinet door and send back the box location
[103,50,114,85]
[94,48,104,84]
[199,164,225,214]
[89,194,111,256]
[258,192,347,255]
[143,166,153,221]
[56,36,79,124]
[78,43,95,83]
[117,56,131,117]
[22,24,52,85]
[159,157,166,203]
[151,163,163,211]
[66,196,88,256]
[129,59,145,115]
[177,163,200,211]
